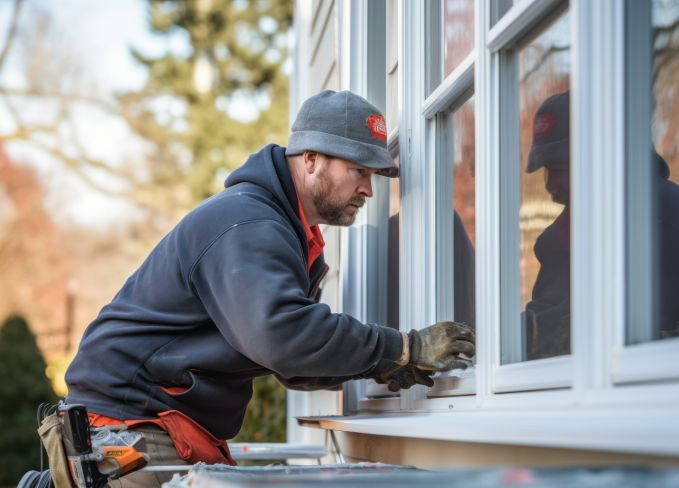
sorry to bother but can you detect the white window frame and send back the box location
[611,0,679,385]
[428,64,477,401]
[492,0,574,392]
[337,0,679,456]
[341,0,403,410]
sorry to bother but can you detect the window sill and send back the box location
[297,408,679,457]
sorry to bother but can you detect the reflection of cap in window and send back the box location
[527,91,570,173]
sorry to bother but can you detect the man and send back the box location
[524,91,679,359]
[64,90,475,486]
[524,91,571,360]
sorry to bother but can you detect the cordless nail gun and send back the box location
[59,403,149,488]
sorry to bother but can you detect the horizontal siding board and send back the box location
[310,0,334,65]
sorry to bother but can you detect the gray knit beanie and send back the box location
[286,90,399,177]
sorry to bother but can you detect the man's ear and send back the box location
[303,151,319,174]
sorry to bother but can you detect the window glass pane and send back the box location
[443,0,475,76]
[451,97,476,328]
[514,10,571,362]
[491,0,514,27]
[431,98,475,394]
[388,156,400,329]
[627,0,679,344]
[651,0,679,340]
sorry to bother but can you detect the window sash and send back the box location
[613,339,679,384]
[423,52,475,119]
[494,357,571,393]
[487,0,567,52]
[493,2,573,389]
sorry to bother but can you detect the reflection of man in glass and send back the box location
[453,213,475,330]
[525,91,679,357]
[387,211,475,331]
[524,91,571,360]
[653,151,679,339]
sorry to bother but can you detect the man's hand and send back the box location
[373,364,436,392]
[369,321,474,389]
[409,321,475,371]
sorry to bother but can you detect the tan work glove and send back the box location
[409,321,475,371]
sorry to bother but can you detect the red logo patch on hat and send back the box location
[533,112,556,140]
[366,114,387,141]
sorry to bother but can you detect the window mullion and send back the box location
[497,49,523,368]
[571,0,626,397]
[435,113,455,322]
[399,0,430,411]
[474,0,497,408]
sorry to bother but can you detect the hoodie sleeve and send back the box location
[274,374,351,391]
[190,219,403,378]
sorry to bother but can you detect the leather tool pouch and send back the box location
[38,413,77,488]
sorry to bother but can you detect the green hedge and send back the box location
[232,375,286,444]
[0,315,57,485]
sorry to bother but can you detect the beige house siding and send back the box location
[309,0,339,93]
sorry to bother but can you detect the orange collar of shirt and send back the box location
[297,197,325,271]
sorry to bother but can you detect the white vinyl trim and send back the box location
[570,0,626,399]
[422,51,475,119]
[487,0,566,52]
[474,0,500,410]
[613,338,679,384]
[414,391,479,412]
[398,0,434,411]
[357,396,401,412]
[493,356,571,393]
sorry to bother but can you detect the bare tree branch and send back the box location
[653,18,679,80]
[0,86,119,114]
[0,0,23,71]
[520,45,570,84]
[654,18,679,40]
[0,86,28,131]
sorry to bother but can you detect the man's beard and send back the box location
[312,171,365,226]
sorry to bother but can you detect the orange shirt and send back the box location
[296,197,325,270]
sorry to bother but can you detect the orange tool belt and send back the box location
[88,409,236,466]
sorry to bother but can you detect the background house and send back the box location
[287,0,679,466]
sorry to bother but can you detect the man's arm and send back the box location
[274,374,351,391]
[190,219,404,378]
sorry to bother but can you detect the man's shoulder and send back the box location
[181,183,288,235]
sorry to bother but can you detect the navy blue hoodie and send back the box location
[65,144,402,439]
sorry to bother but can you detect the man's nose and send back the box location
[359,175,374,198]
